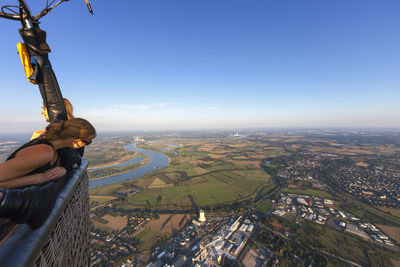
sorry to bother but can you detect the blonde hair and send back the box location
[45,118,96,141]
[63,98,74,120]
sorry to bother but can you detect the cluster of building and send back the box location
[128,216,151,231]
[358,222,395,246]
[147,223,200,266]
[145,211,215,267]
[0,139,19,160]
[89,213,153,266]
[330,166,400,207]
[144,212,266,267]
[192,216,254,265]
[90,231,138,266]
[133,136,145,142]
[0,140,18,147]
[276,152,322,180]
[273,194,339,225]
[275,151,400,208]
[272,194,398,248]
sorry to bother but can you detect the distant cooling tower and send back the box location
[199,209,206,222]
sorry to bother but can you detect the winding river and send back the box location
[88,155,145,171]
[88,143,170,189]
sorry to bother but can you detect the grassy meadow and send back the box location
[90,138,280,210]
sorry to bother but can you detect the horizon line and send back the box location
[1,126,400,136]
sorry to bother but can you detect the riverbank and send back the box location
[88,143,170,189]
[89,158,151,181]
[88,153,141,170]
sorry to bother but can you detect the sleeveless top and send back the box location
[6,138,60,175]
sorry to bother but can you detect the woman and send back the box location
[32,98,84,171]
[31,98,74,140]
[0,118,96,228]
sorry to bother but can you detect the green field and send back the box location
[282,188,334,198]
[90,182,126,196]
[135,229,171,251]
[89,195,118,205]
[92,217,114,233]
[297,221,400,266]
[135,228,151,239]
[126,169,271,207]
[257,201,272,213]
[90,138,279,210]
[85,141,137,166]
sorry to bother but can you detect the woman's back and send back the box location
[7,138,59,176]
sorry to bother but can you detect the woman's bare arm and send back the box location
[0,144,54,182]
[0,166,66,189]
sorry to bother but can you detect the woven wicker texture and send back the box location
[34,172,90,267]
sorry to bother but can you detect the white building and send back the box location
[199,210,206,222]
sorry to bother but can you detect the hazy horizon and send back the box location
[1,123,399,136]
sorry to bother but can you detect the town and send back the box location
[87,131,400,266]
[275,151,400,208]
[90,191,400,266]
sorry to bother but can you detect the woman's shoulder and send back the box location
[11,139,55,163]
[7,138,54,161]
[16,143,54,161]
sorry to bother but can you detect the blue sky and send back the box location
[0,0,399,132]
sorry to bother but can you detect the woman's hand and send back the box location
[41,167,66,182]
